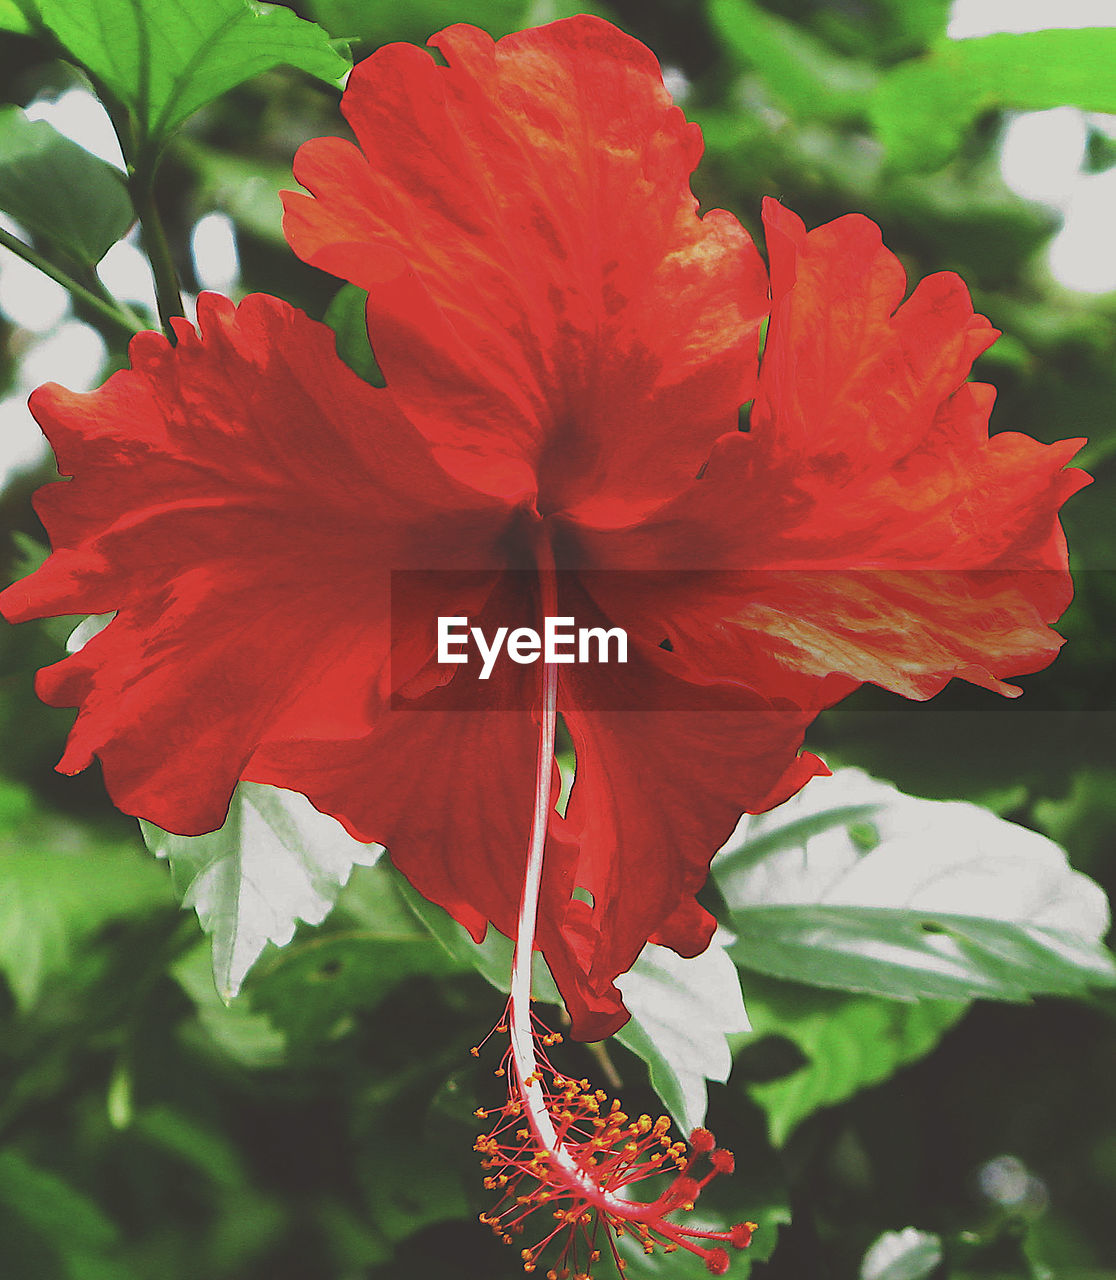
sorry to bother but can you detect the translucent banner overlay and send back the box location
[389,568,1076,712]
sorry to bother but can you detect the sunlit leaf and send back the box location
[860,1227,943,1280]
[393,864,746,1131]
[614,932,750,1134]
[23,0,350,159]
[873,28,1116,172]
[141,781,381,1000]
[717,769,1116,1002]
[0,1,31,36]
[0,107,132,264]
[741,972,965,1145]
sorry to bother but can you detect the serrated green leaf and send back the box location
[861,1227,943,1280]
[256,931,454,1028]
[0,781,171,1010]
[614,932,750,1134]
[394,862,749,1132]
[24,0,350,160]
[141,781,382,1000]
[0,108,132,264]
[741,973,965,1145]
[717,769,1116,1003]
[250,930,462,1045]
[872,28,1116,172]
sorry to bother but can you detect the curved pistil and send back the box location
[473,587,755,1276]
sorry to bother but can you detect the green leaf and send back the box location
[390,862,562,1002]
[0,107,133,264]
[249,866,464,1045]
[133,1104,250,1190]
[0,0,31,34]
[323,283,384,386]
[171,941,287,1067]
[741,973,966,1145]
[0,781,171,1010]
[0,1152,118,1259]
[305,0,526,48]
[860,1228,943,1280]
[717,769,1116,1003]
[141,781,382,1000]
[708,0,877,124]
[393,864,746,1131]
[873,28,1116,172]
[614,932,750,1135]
[24,0,350,160]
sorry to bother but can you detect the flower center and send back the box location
[471,543,756,1276]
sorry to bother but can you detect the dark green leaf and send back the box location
[0,107,132,264]
[171,941,287,1067]
[708,0,877,124]
[323,283,384,386]
[24,0,350,159]
[873,29,1116,172]
[718,769,1116,1003]
[250,930,462,1045]
[0,780,170,1010]
[741,973,966,1145]
[0,1152,119,1249]
[390,862,561,1002]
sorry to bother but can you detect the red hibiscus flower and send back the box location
[0,15,1086,1276]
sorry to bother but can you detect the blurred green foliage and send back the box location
[1,0,1115,1277]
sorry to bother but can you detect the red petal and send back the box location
[562,206,1088,704]
[0,294,510,833]
[538,582,822,1039]
[246,670,541,951]
[283,16,767,520]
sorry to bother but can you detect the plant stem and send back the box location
[131,176,184,336]
[101,96,184,338]
[0,225,146,338]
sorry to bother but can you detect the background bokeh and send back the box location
[0,1,1114,1277]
